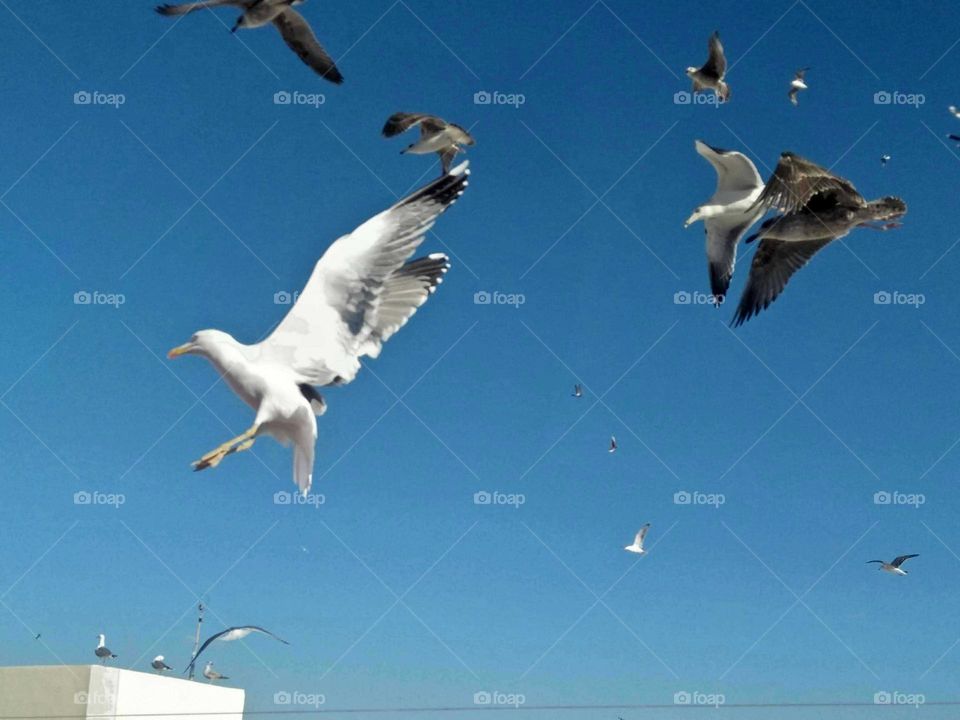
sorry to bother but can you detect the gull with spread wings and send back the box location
[684,140,764,304]
[155,0,344,84]
[867,554,918,576]
[382,113,475,174]
[731,152,906,326]
[168,163,470,494]
[686,31,730,102]
[187,625,289,676]
[788,67,809,106]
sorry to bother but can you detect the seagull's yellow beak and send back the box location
[167,342,192,359]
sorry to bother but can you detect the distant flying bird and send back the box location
[168,163,469,494]
[624,524,650,554]
[686,31,729,102]
[572,383,583,397]
[95,634,116,664]
[152,655,173,672]
[154,0,344,84]
[732,152,907,326]
[609,436,617,453]
[867,554,918,576]
[949,105,960,119]
[948,134,960,144]
[788,67,809,106]
[382,113,475,174]
[203,661,229,682]
[33,633,41,641]
[685,140,764,303]
[186,625,290,676]
[880,154,891,166]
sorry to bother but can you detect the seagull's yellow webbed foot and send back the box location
[193,426,258,472]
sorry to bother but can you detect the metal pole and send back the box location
[188,602,204,680]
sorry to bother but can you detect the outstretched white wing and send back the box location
[258,162,469,385]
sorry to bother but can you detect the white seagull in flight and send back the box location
[382,113,475,174]
[169,163,469,494]
[685,31,729,102]
[186,625,290,676]
[624,523,650,554]
[684,140,764,304]
[788,67,809,106]
[155,0,344,84]
[867,554,918,576]
[95,634,116,664]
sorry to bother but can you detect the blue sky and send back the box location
[1,0,960,717]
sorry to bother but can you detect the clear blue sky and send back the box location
[1,0,960,718]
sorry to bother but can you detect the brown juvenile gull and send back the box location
[155,0,344,84]
[686,31,729,102]
[731,152,906,326]
[382,113,475,174]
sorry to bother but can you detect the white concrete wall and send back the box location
[0,665,244,720]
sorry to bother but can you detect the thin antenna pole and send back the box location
[188,602,204,680]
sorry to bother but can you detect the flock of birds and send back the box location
[56,6,935,684]
[93,625,288,683]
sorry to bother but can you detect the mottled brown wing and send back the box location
[381,113,444,137]
[755,153,861,214]
[732,237,834,326]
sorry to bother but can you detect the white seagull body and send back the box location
[788,67,809,106]
[382,113,475,174]
[867,554,918,576]
[949,105,960,119]
[685,140,764,303]
[203,661,229,682]
[609,436,617,453]
[151,655,173,672]
[624,523,650,554]
[169,163,470,494]
[685,31,729,102]
[95,634,116,664]
[155,0,344,84]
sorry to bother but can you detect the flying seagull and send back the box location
[572,383,583,398]
[203,661,229,682]
[382,113,475,174]
[152,655,173,672]
[609,436,617,453]
[684,140,764,303]
[949,105,960,119]
[948,134,960,144]
[186,625,290,676]
[732,152,907,326]
[169,163,469,494]
[686,31,729,102]
[624,523,650,554]
[788,67,809,106]
[154,0,344,84]
[880,154,891,166]
[867,554,918,576]
[95,634,116,664]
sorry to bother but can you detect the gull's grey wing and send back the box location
[891,554,918,567]
[705,213,758,302]
[273,8,343,84]
[732,236,834,326]
[382,112,445,137]
[154,0,243,16]
[695,140,763,193]
[754,153,862,215]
